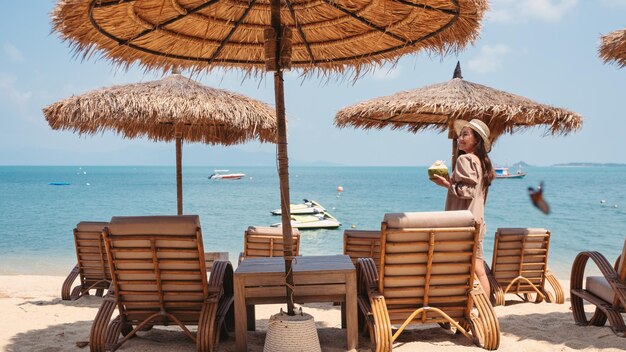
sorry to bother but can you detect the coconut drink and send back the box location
[428,160,449,179]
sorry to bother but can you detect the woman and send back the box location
[431,119,495,294]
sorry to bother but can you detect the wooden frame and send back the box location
[486,228,564,306]
[238,226,299,263]
[356,210,500,351]
[61,221,111,300]
[343,230,381,272]
[89,215,234,352]
[570,238,626,337]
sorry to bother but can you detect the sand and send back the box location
[1,275,624,352]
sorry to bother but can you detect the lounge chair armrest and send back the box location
[544,269,564,304]
[61,264,80,300]
[89,289,118,352]
[356,258,379,296]
[483,263,504,306]
[570,251,617,292]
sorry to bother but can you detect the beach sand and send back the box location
[1,275,624,352]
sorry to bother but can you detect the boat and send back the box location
[271,211,341,229]
[208,170,245,180]
[495,167,526,179]
[271,199,326,215]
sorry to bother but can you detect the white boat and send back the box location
[208,170,245,180]
[271,199,326,215]
[495,167,526,179]
[271,212,341,229]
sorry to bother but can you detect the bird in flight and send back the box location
[528,181,550,215]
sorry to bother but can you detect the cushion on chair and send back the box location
[497,228,548,236]
[76,221,108,232]
[586,276,615,303]
[383,210,475,229]
[247,226,300,236]
[108,215,200,235]
[344,230,381,239]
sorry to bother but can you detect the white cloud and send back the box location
[468,44,511,74]
[487,0,578,23]
[3,43,24,62]
[0,72,32,116]
[371,64,401,81]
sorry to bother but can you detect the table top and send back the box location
[235,255,355,275]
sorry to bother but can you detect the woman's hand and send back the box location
[430,174,450,188]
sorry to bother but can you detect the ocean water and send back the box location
[1,165,625,278]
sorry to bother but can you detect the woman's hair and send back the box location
[470,129,495,191]
[459,129,495,191]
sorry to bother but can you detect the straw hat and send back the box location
[454,119,492,153]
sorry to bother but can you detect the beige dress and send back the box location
[445,153,487,259]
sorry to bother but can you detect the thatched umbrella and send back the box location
[335,62,583,167]
[42,72,277,215]
[599,29,626,68]
[51,0,488,317]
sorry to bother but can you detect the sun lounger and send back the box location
[571,238,626,337]
[486,228,564,306]
[61,221,111,300]
[89,215,234,352]
[356,210,500,350]
[343,229,381,272]
[238,226,299,263]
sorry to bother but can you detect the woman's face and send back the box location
[458,127,478,154]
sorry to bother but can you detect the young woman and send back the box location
[430,119,495,294]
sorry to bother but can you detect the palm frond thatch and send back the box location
[599,29,626,68]
[51,0,488,77]
[335,70,582,140]
[42,74,277,145]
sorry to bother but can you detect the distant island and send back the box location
[552,162,626,167]
[495,161,533,168]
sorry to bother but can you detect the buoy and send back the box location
[614,204,619,208]
[86,183,90,186]
[600,200,606,204]
[337,186,344,192]
[351,224,356,229]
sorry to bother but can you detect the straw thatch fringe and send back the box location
[42,74,277,144]
[51,0,488,79]
[335,75,582,141]
[599,29,626,68]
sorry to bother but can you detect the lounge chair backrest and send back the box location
[380,210,478,323]
[104,215,208,325]
[243,226,300,259]
[491,228,550,293]
[343,230,381,271]
[74,221,110,286]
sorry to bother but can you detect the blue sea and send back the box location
[1,165,625,279]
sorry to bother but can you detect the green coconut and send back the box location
[428,160,449,179]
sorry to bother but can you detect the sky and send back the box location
[0,0,625,167]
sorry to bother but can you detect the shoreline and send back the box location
[2,275,625,352]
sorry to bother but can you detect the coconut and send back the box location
[428,160,449,179]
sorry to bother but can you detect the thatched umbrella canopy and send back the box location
[335,62,583,166]
[43,72,277,215]
[599,29,626,68]
[51,0,488,317]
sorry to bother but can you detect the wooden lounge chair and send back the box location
[571,238,626,337]
[343,229,381,272]
[238,226,299,263]
[357,210,500,351]
[486,228,564,306]
[61,221,111,300]
[90,215,234,352]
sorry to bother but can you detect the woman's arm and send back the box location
[449,155,480,199]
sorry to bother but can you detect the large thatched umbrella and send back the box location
[51,0,488,317]
[335,62,583,167]
[43,72,277,215]
[599,29,626,68]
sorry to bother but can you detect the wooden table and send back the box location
[234,255,357,351]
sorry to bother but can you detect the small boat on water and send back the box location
[271,211,341,229]
[208,170,245,180]
[271,199,326,215]
[495,167,526,179]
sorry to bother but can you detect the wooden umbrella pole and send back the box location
[448,119,458,172]
[175,126,183,215]
[270,0,295,316]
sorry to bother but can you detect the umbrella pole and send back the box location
[449,120,458,171]
[175,127,183,215]
[270,0,295,316]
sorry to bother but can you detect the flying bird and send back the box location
[528,181,550,215]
